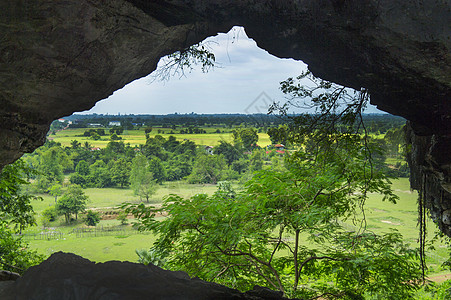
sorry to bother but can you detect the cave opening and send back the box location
[2,0,451,297]
[5,26,440,299]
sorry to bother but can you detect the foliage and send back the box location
[125,161,420,299]
[130,153,148,195]
[56,185,88,223]
[71,140,81,149]
[248,150,263,172]
[0,159,41,232]
[34,146,73,190]
[75,160,90,176]
[414,279,451,300]
[130,154,158,202]
[232,128,259,150]
[84,210,101,226]
[148,157,166,183]
[137,173,157,203]
[0,160,44,273]
[117,211,128,225]
[111,158,131,188]
[48,183,62,203]
[213,141,242,164]
[0,221,44,274]
[89,160,114,188]
[122,71,421,298]
[267,125,289,146]
[151,43,216,81]
[187,154,228,184]
[41,206,58,227]
[136,248,167,267]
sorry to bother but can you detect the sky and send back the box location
[80,27,383,115]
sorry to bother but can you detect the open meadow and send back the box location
[23,181,222,263]
[23,178,450,279]
[49,127,272,148]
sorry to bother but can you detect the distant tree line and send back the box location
[60,113,405,132]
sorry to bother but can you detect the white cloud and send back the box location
[83,27,382,115]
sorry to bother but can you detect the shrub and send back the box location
[84,210,100,226]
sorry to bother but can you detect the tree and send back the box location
[56,185,88,223]
[248,150,263,172]
[41,206,57,228]
[83,141,92,149]
[89,160,114,188]
[34,145,73,191]
[267,125,289,146]
[75,160,90,176]
[48,183,62,203]
[0,159,41,232]
[130,153,158,202]
[232,128,258,150]
[0,221,44,274]
[117,211,128,225]
[231,158,248,174]
[137,172,157,203]
[111,158,131,188]
[124,72,423,299]
[125,139,421,298]
[110,133,121,140]
[187,154,227,184]
[130,153,148,195]
[84,210,100,226]
[148,157,166,183]
[0,160,44,273]
[213,141,241,164]
[71,140,81,149]
[144,127,153,134]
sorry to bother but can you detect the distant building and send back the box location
[274,144,285,150]
[90,147,101,151]
[109,121,121,127]
[88,123,103,127]
[57,118,65,122]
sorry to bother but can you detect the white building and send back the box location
[109,121,121,127]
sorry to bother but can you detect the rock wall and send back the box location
[406,123,451,236]
[1,1,451,232]
[0,252,290,300]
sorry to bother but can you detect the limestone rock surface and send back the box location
[0,252,291,300]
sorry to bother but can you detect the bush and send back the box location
[0,222,44,274]
[117,211,128,225]
[84,210,100,226]
[110,133,121,140]
[69,173,86,187]
[41,206,58,227]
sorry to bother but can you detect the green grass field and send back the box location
[24,181,221,263]
[49,127,272,148]
[24,178,451,277]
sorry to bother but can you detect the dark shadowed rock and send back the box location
[2,252,293,300]
[0,270,20,281]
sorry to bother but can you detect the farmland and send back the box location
[49,127,272,148]
[23,178,450,279]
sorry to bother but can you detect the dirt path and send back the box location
[428,273,451,283]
